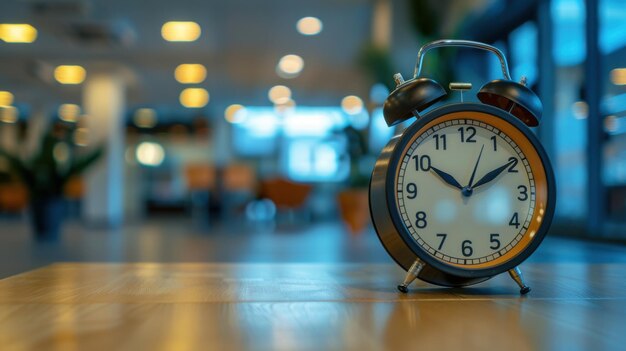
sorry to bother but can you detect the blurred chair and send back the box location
[183,163,216,221]
[0,182,28,214]
[259,178,312,222]
[63,176,84,218]
[222,163,257,218]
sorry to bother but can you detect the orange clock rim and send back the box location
[393,110,550,270]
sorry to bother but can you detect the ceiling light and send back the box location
[277,54,304,78]
[0,91,14,107]
[296,17,323,36]
[73,128,89,146]
[0,106,17,123]
[54,65,86,85]
[58,104,81,122]
[162,21,201,42]
[133,108,157,128]
[0,24,37,43]
[224,104,246,124]
[341,95,364,115]
[136,142,165,167]
[268,85,292,104]
[180,88,209,108]
[610,68,626,85]
[175,64,206,84]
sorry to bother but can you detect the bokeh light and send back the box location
[136,142,165,166]
[341,95,364,115]
[54,65,86,85]
[268,85,292,104]
[161,21,201,42]
[175,64,207,84]
[277,55,304,78]
[296,17,323,36]
[225,104,247,124]
[180,88,209,108]
[0,24,37,43]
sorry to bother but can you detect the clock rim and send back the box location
[382,103,556,279]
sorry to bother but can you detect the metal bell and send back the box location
[383,76,447,127]
[477,79,543,127]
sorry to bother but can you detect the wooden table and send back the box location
[0,263,624,350]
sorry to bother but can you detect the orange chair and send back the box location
[223,164,256,192]
[0,182,28,213]
[184,164,217,191]
[259,178,312,210]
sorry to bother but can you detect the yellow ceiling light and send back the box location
[133,108,157,128]
[175,64,207,84]
[54,65,86,85]
[610,68,626,85]
[73,128,89,146]
[0,24,37,43]
[58,104,81,122]
[0,91,14,107]
[0,106,17,123]
[341,95,364,115]
[296,17,323,36]
[180,88,209,108]
[277,54,304,78]
[161,21,201,42]
[268,85,291,104]
[224,104,246,124]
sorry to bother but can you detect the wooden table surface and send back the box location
[0,263,624,350]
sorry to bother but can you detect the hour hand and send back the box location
[430,166,463,190]
[471,158,516,189]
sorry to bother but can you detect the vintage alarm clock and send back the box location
[369,39,555,294]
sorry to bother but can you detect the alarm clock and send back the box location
[369,39,555,294]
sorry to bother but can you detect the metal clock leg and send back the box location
[508,266,531,295]
[397,259,425,293]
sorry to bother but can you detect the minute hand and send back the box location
[471,159,516,189]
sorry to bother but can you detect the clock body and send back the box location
[369,103,556,287]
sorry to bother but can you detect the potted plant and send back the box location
[336,125,372,234]
[0,121,103,241]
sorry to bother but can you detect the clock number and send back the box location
[458,126,477,143]
[517,185,528,201]
[406,183,417,199]
[433,134,447,150]
[462,240,473,257]
[415,211,427,229]
[412,155,431,172]
[436,233,447,250]
[509,212,520,229]
[490,233,501,250]
[490,135,497,151]
[507,157,519,173]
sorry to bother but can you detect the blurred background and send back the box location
[0,0,625,277]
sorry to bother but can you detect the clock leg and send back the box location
[508,266,531,295]
[397,259,425,293]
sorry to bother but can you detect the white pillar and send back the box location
[372,0,392,49]
[82,74,125,227]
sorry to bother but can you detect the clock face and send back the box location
[394,111,549,269]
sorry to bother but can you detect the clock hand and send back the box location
[466,144,485,188]
[471,158,517,189]
[430,166,463,190]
